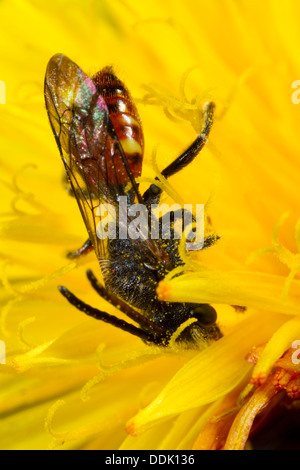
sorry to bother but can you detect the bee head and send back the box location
[174,303,222,348]
[189,304,217,326]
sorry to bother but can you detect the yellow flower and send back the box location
[0,0,300,450]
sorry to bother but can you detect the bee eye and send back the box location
[149,184,161,195]
[190,304,217,325]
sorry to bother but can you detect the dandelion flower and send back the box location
[0,0,300,450]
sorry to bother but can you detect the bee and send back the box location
[44,54,221,348]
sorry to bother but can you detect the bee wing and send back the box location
[45,54,119,260]
[45,54,169,267]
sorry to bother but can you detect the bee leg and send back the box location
[202,234,220,249]
[185,234,220,252]
[86,270,169,344]
[160,101,215,178]
[157,208,220,252]
[67,238,93,260]
[58,286,164,344]
[143,102,215,205]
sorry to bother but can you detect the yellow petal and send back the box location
[157,270,300,316]
[126,312,285,436]
[252,317,300,384]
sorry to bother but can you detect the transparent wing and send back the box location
[45,54,115,261]
[44,54,168,267]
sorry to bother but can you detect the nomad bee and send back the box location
[44,54,221,348]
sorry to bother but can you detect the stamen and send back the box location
[179,65,201,103]
[81,344,162,402]
[223,380,277,450]
[0,261,21,296]
[17,316,36,348]
[247,213,300,301]
[251,317,300,385]
[193,387,243,450]
[0,260,75,336]
[168,318,198,348]
[12,339,55,372]
[12,163,37,194]
[150,144,185,205]
[1,297,22,337]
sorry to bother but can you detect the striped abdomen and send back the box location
[92,67,144,180]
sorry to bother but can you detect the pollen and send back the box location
[156,280,171,301]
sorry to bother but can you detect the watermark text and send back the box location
[291,80,300,104]
[291,340,300,365]
[0,340,6,364]
[0,80,6,104]
[95,198,205,250]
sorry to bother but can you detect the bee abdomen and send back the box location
[92,67,144,168]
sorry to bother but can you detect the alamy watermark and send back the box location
[291,340,300,365]
[0,340,5,365]
[95,197,205,250]
[291,80,300,104]
[0,80,6,104]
